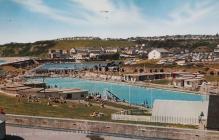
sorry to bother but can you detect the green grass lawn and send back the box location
[54,40,135,50]
[0,93,198,129]
[0,93,117,121]
[90,100,139,110]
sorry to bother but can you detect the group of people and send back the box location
[0,107,5,115]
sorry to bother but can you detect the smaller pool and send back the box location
[0,60,5,65]
[38,62,107,71]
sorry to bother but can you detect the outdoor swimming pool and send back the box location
[29,77,206,107]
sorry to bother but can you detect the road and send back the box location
[6,125,162,140]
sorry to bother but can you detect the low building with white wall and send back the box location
[172,72,204,90]
[148,48,169,60]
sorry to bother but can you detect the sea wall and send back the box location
[6,114,219,140]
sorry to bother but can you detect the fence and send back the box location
[150,116,199,125]
[112,114,199,125]
[111,114,151,122]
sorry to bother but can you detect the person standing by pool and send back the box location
[0,107,6,140]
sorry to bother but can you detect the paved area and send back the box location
[6,126,160,140]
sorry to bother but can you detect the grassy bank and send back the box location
[0,40,135,57]
[54,40,135,49]
[0,93,116,121]
[0,93,198,129]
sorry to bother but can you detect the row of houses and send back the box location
[48,44,219,63]
[128,34,219,41]
[148,45,219,64]
[56,37,101,41]
[48,46,149,60]
[48,47,119,60]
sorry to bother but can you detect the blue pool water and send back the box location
[38,62,106,71]
[0,60,5,65]
[29,77,205,107]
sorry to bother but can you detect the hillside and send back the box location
[0,41,55,58]
[0,40,135,58]
[53,40,135,49]
[136,39,219,51]
[0,39,218,58]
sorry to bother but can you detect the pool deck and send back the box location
[6,125,143,140]
[0,57,31,65]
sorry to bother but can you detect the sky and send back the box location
[0,0,219,44]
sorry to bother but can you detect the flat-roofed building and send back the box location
[124,72,171,82]
[39,88,88,100]
[172,72,204,90]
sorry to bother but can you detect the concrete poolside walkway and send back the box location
[0,90,17,97]
[73,75,205,95]
[5,114,219,140]
[6,125,156,140]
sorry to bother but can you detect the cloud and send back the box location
[71,0,113,12]
[13,0,145,26]
[71,0,146,28]
[13,0,82,24]
[4,0,219,43]
[166,0,218,26]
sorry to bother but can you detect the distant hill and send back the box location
[0,41,55,58]
[53,40,135,49]
[0,40,135,58]
[0,38,218,58]
[136,39,219,51]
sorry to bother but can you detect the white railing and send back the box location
[112,114,199,125]
[150,116,199,125]
[112,114,151,122]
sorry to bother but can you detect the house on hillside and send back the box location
[123,48,137,55]
[190,46,213,62]
[174,59,186,66]
[213,45,219,61]
[70,48,77,54]
[48,49,69,59]
[148,48,169,60]
[71,53,89,60]
[87,48,103,53]
[69,48,89,60]
[105,48,119,53]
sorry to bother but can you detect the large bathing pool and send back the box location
[28,77,206,107]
